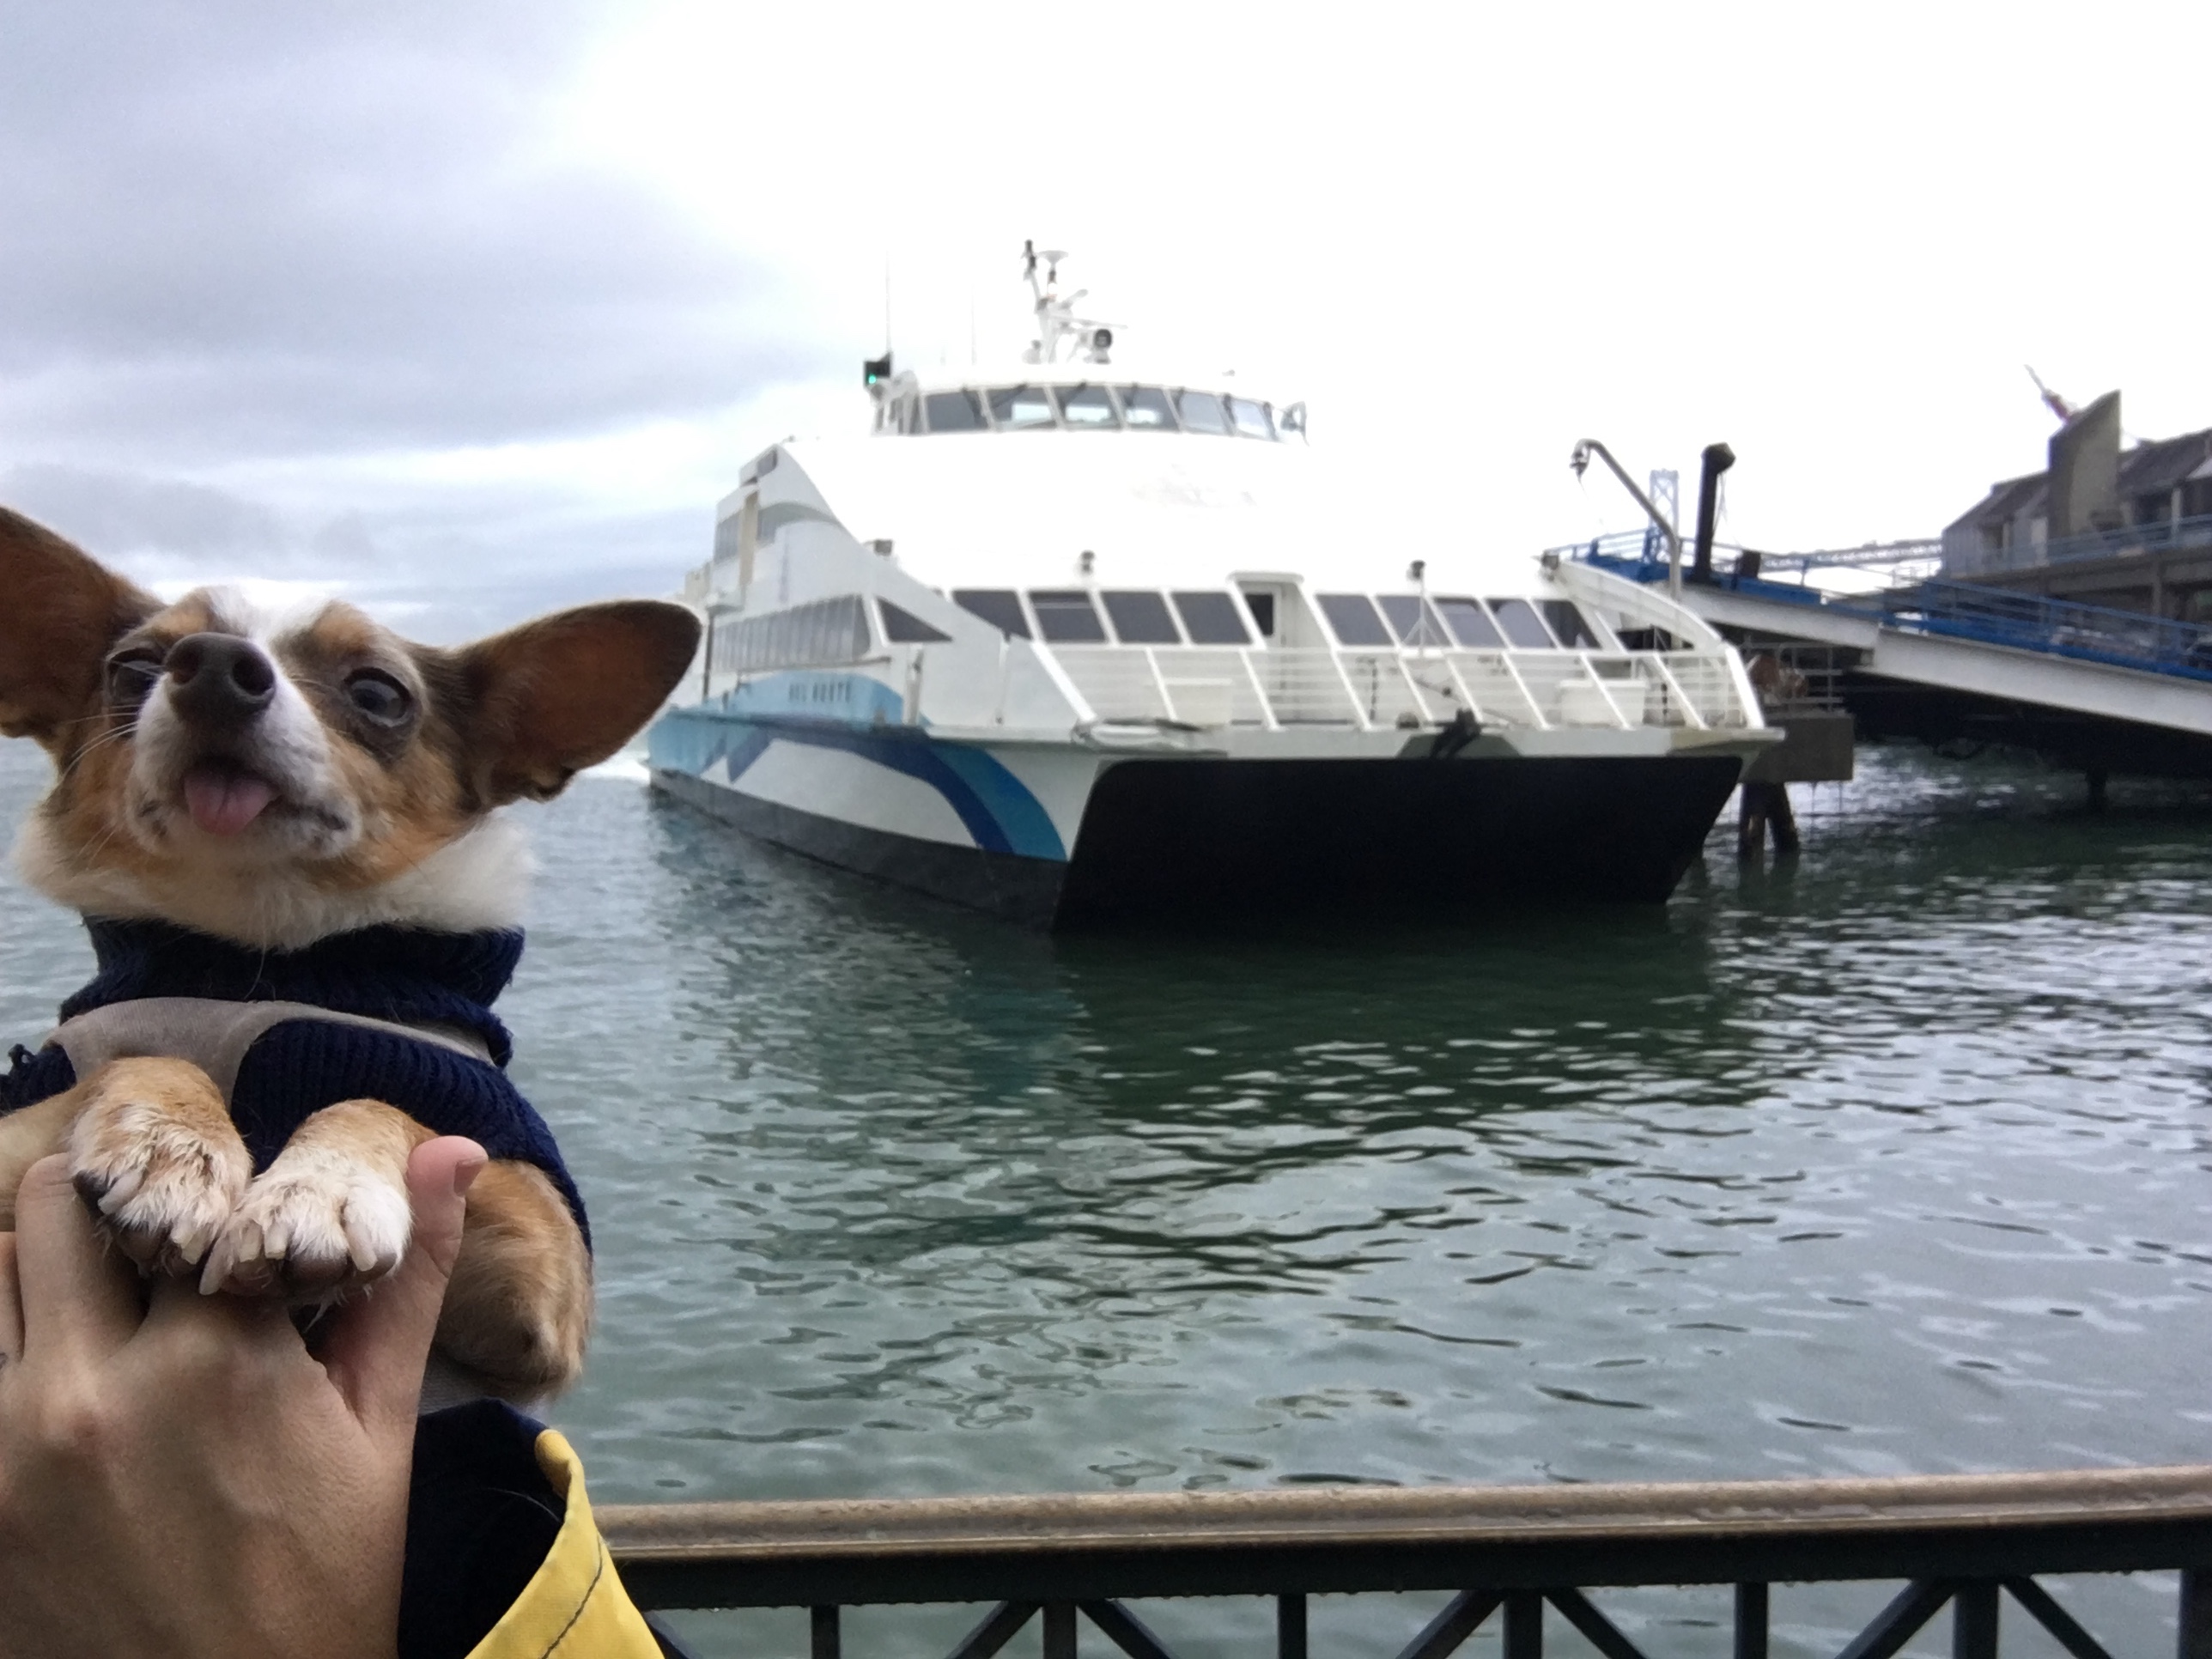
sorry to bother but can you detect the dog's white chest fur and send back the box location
[13,814,533,950]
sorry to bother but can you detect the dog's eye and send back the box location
[345,670,413,726]
[105,647,164,709]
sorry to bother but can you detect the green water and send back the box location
[3,742,2209,1654]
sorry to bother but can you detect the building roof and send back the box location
[1946,422,2212,532]
[2118,428,2212,496]
[1946,469,2046,536]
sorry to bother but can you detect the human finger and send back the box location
[14,1155,140,1360]
[0,1231,21,1365]
[142,1267,298,1354]
[320,1137,483,1433]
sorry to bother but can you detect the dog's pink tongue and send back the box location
[184,764,276,836]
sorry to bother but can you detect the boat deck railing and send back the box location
[1557,534,2212,685]
[605,1462,2212,1658]
[1042,645,1755,734]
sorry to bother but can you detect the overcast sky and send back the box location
[5,2,2209,641]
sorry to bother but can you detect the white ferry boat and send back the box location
[647,247,1772,923]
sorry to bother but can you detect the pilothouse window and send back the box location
[1101,591,1180,643]
[1540,600,1601,648]
[923,391,986,433]
[1376,594,1450,647]
[1055,385,1120,428]
[1116,386,1177,429]
[1436,597,1504,647]
[1175,389,1230,434]
[1317,593,1392,647]
[1487,599,1557,649]
[1172,591,1251,644]
[878,599,951,642]
[988,386,1056,428]
[952,589,1030,637]
[1227,397,1275,441]
[1028,590,1108,642]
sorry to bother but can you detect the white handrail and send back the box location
[1035,641,1754,733]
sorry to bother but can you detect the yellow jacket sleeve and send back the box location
[465,1428,664,1659]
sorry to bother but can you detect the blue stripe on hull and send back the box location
[647,705,1066,862]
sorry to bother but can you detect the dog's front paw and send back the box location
[203,1105,414,1298]
[69,1058,252,1275]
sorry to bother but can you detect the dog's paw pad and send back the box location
[205,1159,411,1298]
[70,1107,251,1276]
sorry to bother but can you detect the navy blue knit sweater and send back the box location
[1,917,586,1247]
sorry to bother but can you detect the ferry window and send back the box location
[1317,593,1392,647]
[923,390,986,433]
[1056,384,1121,428]
[1540,600,1601,649]
[1436,597,1504,647]
[952,588,1030,637]
[1227,397,1276,441]
[1175,389,1230,434]
[1172,591,1251,644]
[878,599,951,642]
[1101,591,1181,644]
[1028,590,1109,642]
[1242,592,1276,635]
[988,385,1056,428]
[1377,594,1450,647]
[1487,598,1558,649]
[1117,386,1177,429]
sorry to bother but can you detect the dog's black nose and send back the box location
[166,633,277,726]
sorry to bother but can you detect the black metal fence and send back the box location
[603,1463,2212,1658]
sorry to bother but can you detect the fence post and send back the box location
[1734,1583,1767,1659]
[1953,1582,1997,1659]
[2182,1568,2212,1659]
[1504,1591,1543,1659]
[1043,1602,1078,1659]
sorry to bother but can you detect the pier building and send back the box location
[1941,391,2212,623]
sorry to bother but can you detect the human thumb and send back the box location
[322,1136,485,1432]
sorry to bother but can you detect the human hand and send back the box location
[0,1137,485,1659]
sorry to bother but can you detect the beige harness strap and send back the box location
[44,998,492,1105]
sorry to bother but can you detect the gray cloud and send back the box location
[0,3,812,629]
[2,459,710,643]
[0,1,821,460]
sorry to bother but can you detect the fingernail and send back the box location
[453,1154,487,1197]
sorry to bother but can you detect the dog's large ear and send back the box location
[0,507,163,747]
[456,600,701,804]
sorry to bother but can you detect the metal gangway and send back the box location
[1555,532,2212,770]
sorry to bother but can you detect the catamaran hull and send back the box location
[652,765,1068,921]
[647,716,1743,924]
[1056,752,1742,920]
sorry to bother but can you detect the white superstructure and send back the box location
[649,248,1771,922]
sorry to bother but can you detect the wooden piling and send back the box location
[1737,781,1798,860]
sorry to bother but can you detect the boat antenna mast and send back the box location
[1022,240,1117,365]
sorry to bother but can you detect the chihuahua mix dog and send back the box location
[0,506,697,1401]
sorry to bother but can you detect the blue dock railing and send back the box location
[1556,532,2212,684]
